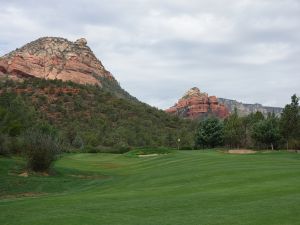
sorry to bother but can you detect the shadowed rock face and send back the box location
[166,87,229,119]
[0,37,115,86]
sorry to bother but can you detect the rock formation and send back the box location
[166,87,229,119]
[218,98,282,117]
[0,37,115,86]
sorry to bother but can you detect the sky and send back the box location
[0,0,299,109]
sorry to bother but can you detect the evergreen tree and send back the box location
[241,112,265,148]
[280,94,300,149]
[195,117,224,148]
[223,108,244,148]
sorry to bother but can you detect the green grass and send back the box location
[1,150,300,225]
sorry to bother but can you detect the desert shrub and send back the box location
[84,145,101,153]
[0,134,10,155]
[113,141,131,154]
[180,146,194,150]
[84,133,101,147]
[7,136,23,154]
[71,134,84,149]
[24,128,61,172]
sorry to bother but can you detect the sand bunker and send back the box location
[138,154,159,158]
[18,172,29,177]
[227,149,257,154]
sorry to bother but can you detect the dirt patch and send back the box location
[0,192,45,200]
[18,171,50,177]
[227,149,257,154]
[18,172,29,177]
[41,172,50,176]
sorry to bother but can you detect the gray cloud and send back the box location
[0,0,299,108]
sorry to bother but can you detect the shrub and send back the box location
[24,128,61,172]
[0,134,10,156]
[84,145,101,153]
[113,141,131,154]
[7,136,23,154]
[72,134,84,149]
[180,146,194,150]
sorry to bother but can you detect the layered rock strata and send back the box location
[166,87,229,119]
[0,37,115,86]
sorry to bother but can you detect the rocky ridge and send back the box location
[218,98,283,116]
[0,37,115,86]
[165,87,229,119]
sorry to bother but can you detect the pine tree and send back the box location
[223,108,244,148]
[280,94,300,149]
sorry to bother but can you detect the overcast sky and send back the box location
[0,0,299,108]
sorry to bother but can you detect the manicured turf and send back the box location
[1,151,300,225]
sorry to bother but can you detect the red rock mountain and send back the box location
[166,87,229,119]
[0,37,115,86]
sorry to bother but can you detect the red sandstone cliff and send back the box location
[0,37,115,86]
[166,87,229,119]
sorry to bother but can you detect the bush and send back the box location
[24,128,61,172]
[180,146,194,150]
[84,145,101,153]
[113,141,131,154]
[7,136,23,154]
[71,134,84,149]
[0,134,10,155]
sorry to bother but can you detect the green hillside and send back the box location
[0,77,195,151]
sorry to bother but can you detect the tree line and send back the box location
[195,94,300,150]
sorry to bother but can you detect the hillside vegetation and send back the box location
[0,77,195,153]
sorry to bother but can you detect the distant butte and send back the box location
[165,87,229,119]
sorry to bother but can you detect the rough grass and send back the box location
[1,150,300,225]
